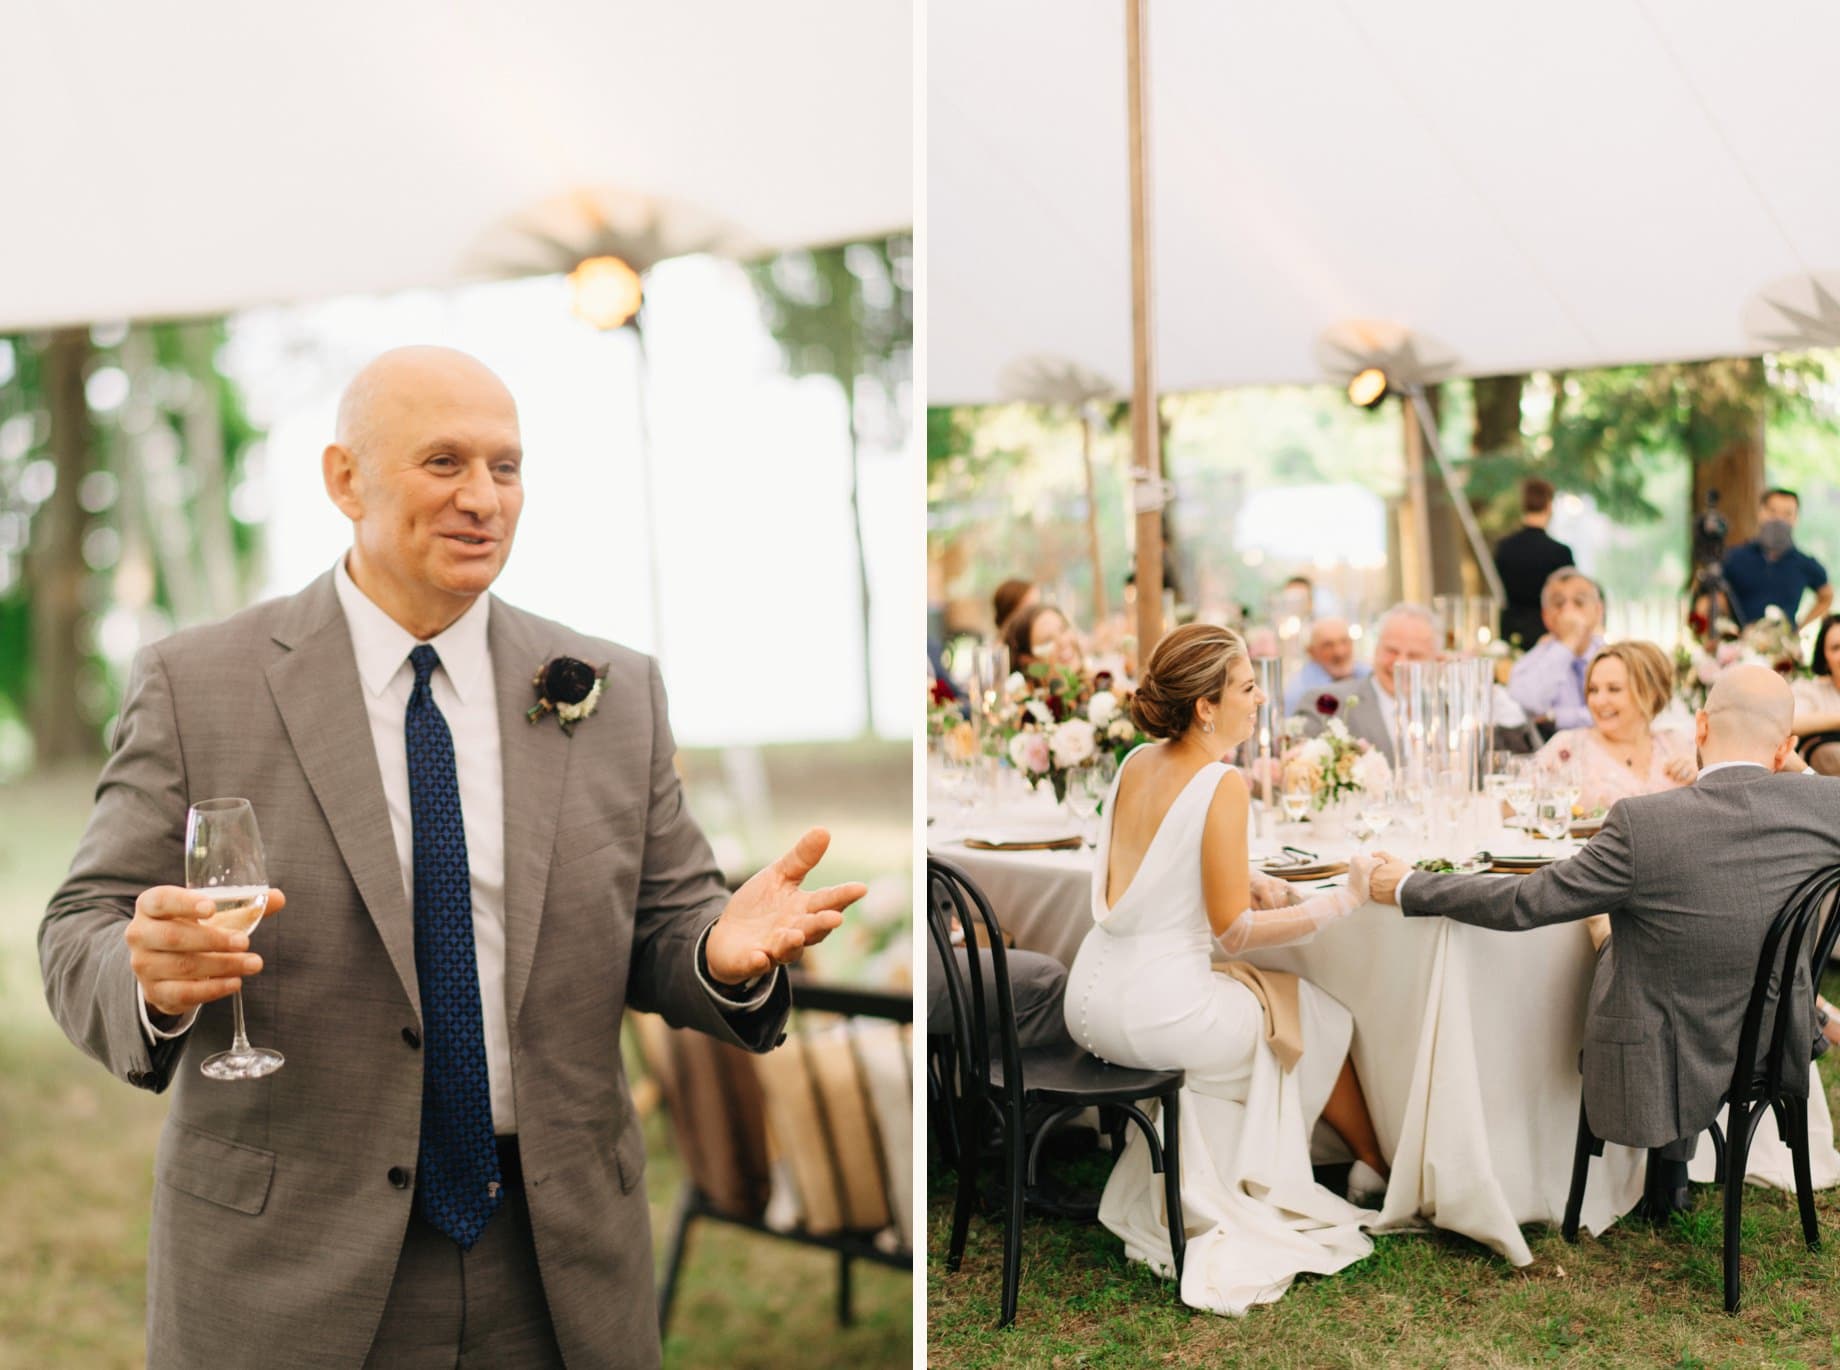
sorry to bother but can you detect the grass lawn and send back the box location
[926,975,1840,1368]
[0,746,911,1369]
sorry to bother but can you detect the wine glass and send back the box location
[1067,767,1105,846]
[1281,782,1312,826]
[1357,778,1395,842]
[1532,782,1572,843]
[186,798,283,1080]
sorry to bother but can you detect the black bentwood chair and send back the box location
[927,857,1187,1329]
[1561,864,1840,1312]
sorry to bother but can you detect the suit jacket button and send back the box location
[402,1027,421,1049]
[388,1166,410,1189]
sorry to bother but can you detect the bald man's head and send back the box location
[1306,617,1356,678]
[1698,664,1798,770]
[323,346,525,639]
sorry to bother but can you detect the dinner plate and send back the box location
[1261,859,1349,882]
[1489,853,1558,873]
[962,834,1085,852]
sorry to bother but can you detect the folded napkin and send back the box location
[1213,961,1304,1072]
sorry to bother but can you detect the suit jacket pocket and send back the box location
[155,1119,276,1215]
[613,1113,647,1195]
[1586,1013,1649,1045]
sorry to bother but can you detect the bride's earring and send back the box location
[1202,717,1215,734]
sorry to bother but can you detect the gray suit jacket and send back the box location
[1291,677,1392,755]
[39,570,789,1369]
[1399,766,1838,1149]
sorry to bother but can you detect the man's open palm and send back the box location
[704,828,868,984]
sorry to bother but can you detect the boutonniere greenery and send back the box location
[527,655,607,735]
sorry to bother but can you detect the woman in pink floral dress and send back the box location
[1532,641,1693,948]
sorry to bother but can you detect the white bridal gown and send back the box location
[1064,754,1377,1315]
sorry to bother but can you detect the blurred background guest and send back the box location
[1722,488,1832,628]
[1293,603,1440,752]
[1792,614,1840,776]
[1493,478,1576,651]
[1003,602,1085,676]
[1509,568,1605,733]
[992,577,1039,637]
[1283,616,1369,713]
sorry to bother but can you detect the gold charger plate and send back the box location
[963,835,1085,852]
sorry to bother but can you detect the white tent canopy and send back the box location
[2,0,910,330]
[929,0,1840,404]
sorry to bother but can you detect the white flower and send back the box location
[1005,671,1030,700]
[1108,716,1136,742]
[1299,737,1333,768]
[1087,690,1119,728]
[1325,717,1351,743]
[556,677,603,724]
[1025,699,1054,726]
[1283,716,1308,739]
[1008,731,1051,775]
[1050,718,1097,769]
[1352,748,1392,794]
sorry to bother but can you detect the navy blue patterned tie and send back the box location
[405,644,501,1248]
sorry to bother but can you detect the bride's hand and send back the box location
[1345,852,1380,904]
[1664,755,1696,785]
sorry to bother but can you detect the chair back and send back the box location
[1731,865,1840,1107]
[927,857,1027,1120]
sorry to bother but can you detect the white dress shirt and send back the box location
[142,559,768,1132]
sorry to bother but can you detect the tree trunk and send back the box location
[1689,361,1767,548]
[27,329,99,763]
[1470,374,1525,460]
[1079,412,1106,620]
[840,287,875,738]
[178,321,242,616]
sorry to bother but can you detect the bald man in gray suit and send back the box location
[1369,666,1837,1220]
[40,348,865,1368]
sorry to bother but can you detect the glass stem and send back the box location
[230,988,251,1053]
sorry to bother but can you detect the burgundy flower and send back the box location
[930,675,959,704]
[1045,692,1069,721]
[1093,670,1115,692]
[1315,693,1340,717]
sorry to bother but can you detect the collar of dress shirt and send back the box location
[332,556,492,702]
[1697,760,1769,780]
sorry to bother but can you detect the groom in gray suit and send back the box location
[40,347,865,1368]
[1369,665,1837,1217]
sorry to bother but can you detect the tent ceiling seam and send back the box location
[1632,0,1808,275]
[1333,0,1605,366]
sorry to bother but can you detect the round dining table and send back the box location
[928,779,1840,1267]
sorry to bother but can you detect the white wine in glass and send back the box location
[1282,787,1312,824]
[186,798,283,1081]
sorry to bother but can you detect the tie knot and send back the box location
[410,643,441,690]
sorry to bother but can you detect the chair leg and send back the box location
[1724,1103,1756,1314]
[999,1109,1026,1329]
[947,1105,982,1273]
[1787,1096,1821,1251]
[1160,1089,1186,1283]
[837,1251,855,1326]
[1707,1116,1726,1179]
[1561,1100,1600,1244]
[656,1182,697,1335]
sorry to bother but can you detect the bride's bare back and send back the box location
[1106,743,1252,935]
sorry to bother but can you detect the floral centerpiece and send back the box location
[988,664,1149,802]
[1675,605,1807,711]
[1281,715,1391,812]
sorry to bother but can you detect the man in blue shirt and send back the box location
[1283,615,1370,712]
[1508,568,1605,731]
[1721,488,1833,628]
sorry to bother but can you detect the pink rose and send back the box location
[1007,731,1052,776]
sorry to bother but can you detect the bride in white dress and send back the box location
[1065,623,1389,1315]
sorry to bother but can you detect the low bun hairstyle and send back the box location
[1130,623,1250,740]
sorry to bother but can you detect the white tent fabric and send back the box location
[929,1,1840,403]
[1,0,910,330]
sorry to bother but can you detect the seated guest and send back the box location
[1004,602,1085,677]
[1494,477,1577,651]
[1509,567,1606,731]
[1792,615,1840,777]
[1293,603,1439,753]
[992,577,1039,636]
[1283,616,1371,713]
[1534,641,1695,950]
[1369,666,1839,1221]
[1721,488,1833,629]
[1536,641,1696,804]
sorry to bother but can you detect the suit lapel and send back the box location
[265,572,422,1020]
[490,602,572,1035]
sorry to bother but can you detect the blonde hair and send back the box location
[1587,641,1672,722]
[1131,623,1250,740]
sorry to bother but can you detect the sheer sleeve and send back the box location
[1213,855,1377,955]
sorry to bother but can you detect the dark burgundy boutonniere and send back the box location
[527,655,608,735]
[1315,693,1340,717]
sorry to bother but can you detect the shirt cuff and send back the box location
[1394,869,1414,906]
[694,920,778,1012]
[138,987,198,1043]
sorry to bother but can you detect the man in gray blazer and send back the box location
[40,347,865,1368]
[1368,666,1835,1218]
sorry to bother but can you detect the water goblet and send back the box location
[186,798,284,1081]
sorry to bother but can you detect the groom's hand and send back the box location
[704,829,867,985]
[126,885,285,1018]
[1367,853,1408,907]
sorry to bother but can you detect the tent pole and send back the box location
[1407,387,1508,606]
[1125,0,1163,658]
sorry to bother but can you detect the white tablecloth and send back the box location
[930,797,1839,1266]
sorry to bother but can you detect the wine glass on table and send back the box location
[1067,766,1106,847]
[186,797,283,1080]
[1532,781,1574,844]
[1357,778,1395,844]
